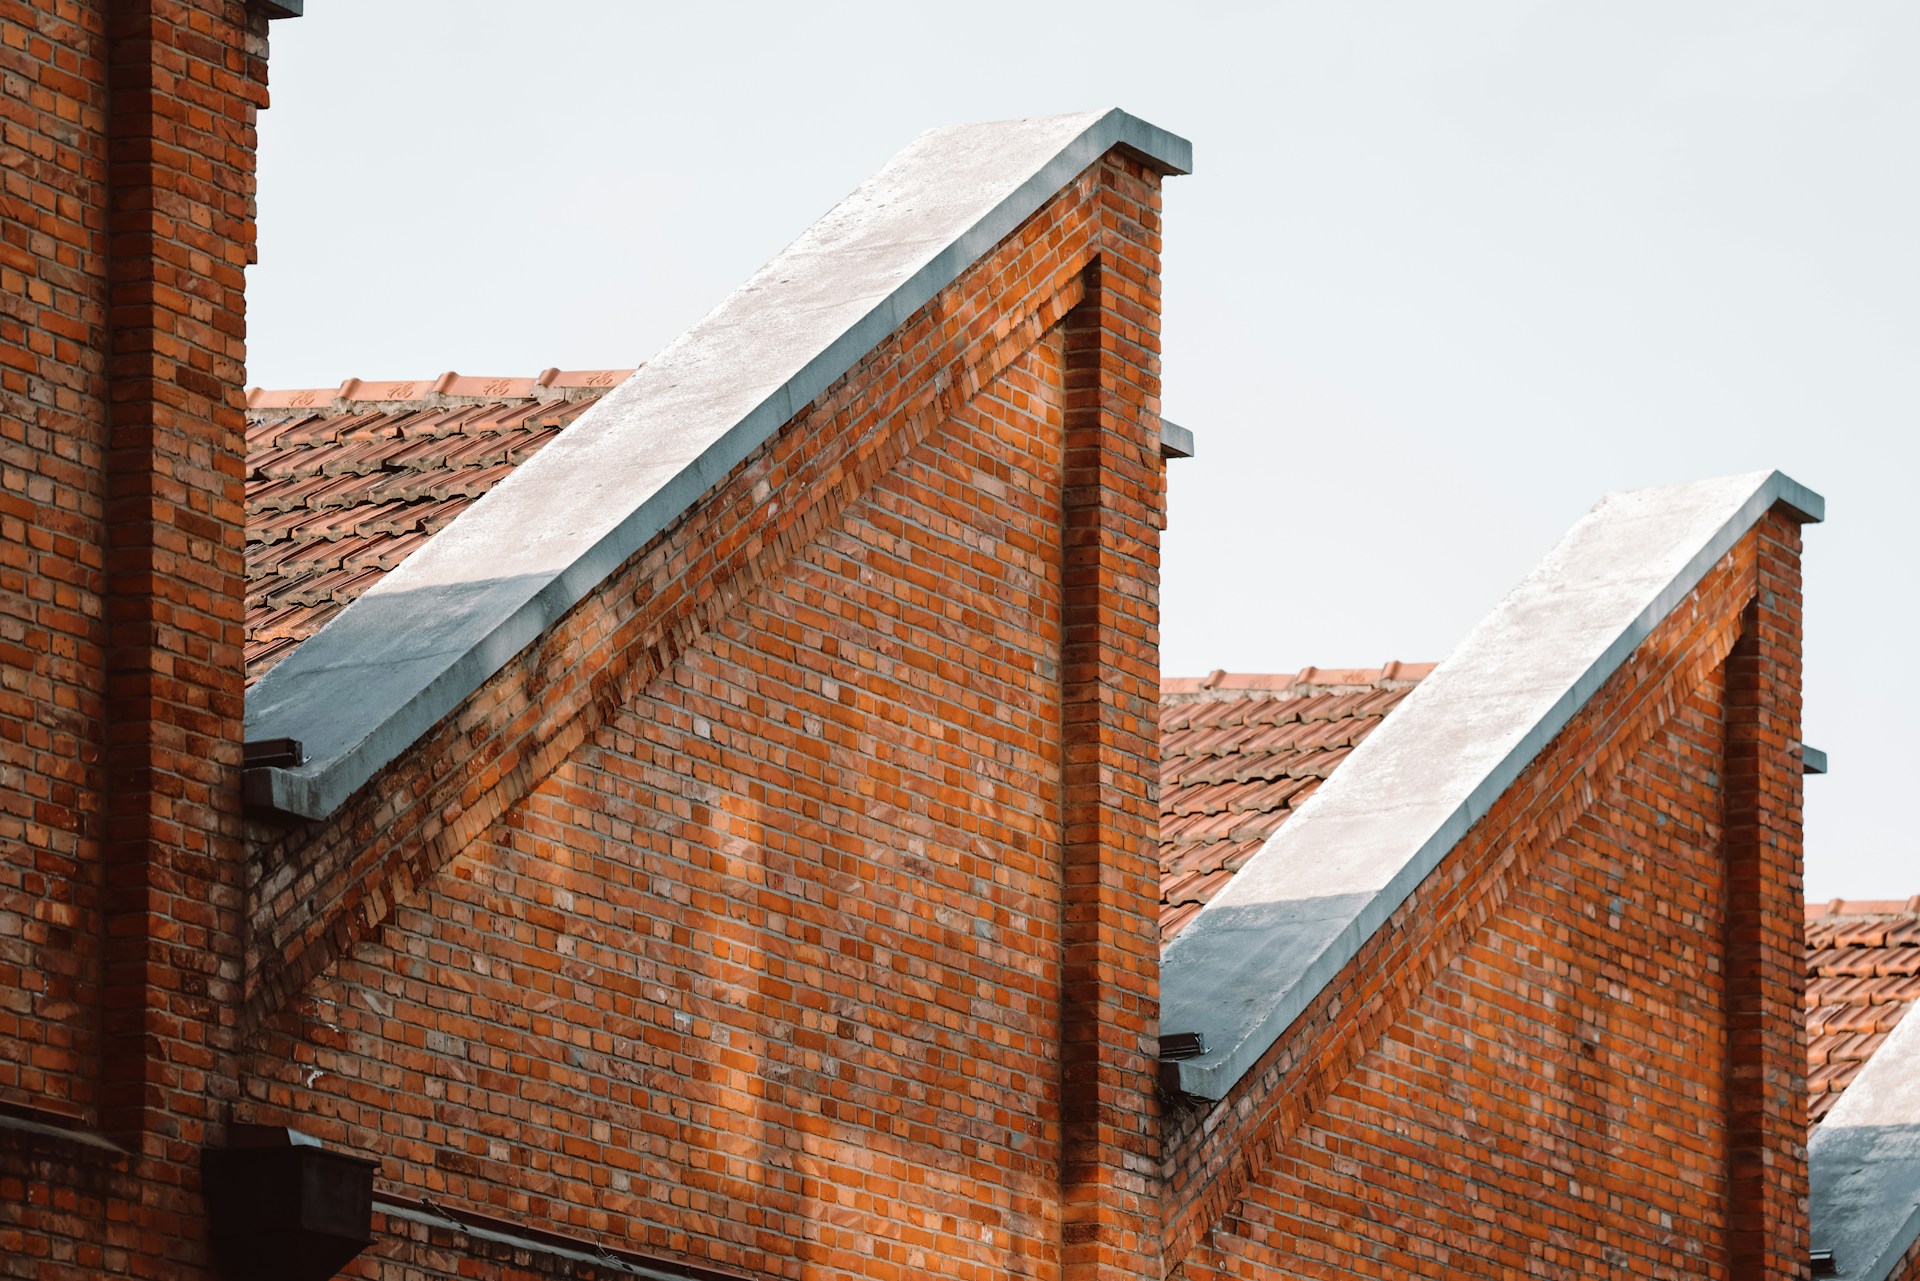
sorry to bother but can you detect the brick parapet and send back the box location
[1160,514,1810,1275]
[1181,671,1740,1276]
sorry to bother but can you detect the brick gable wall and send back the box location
[1161,513,1809,1279]
[2,2,268,1277]
[1184,677,1738,1277]
[248,335,1075,1277]
[235,154,1169,1279]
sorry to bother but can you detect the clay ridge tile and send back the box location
[245,367,635,415]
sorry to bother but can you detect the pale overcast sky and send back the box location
[248,2,1920,902]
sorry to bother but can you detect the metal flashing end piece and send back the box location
[1160,419,1196,460]
[244,738,304,769]
[1801,744,1829,776]
[1159,1031,1206,1061]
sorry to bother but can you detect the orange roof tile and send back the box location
[1158,665,1429,941]
[1804,899,1920,1125]
[243,369,631,683]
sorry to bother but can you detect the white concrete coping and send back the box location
[243,109,1192,821]
[1812,1007,1920,1280]
[1158,469,1824,1100]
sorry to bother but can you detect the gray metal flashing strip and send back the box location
[1159,469,1823,1101]
[1810,1007,1920,1280]
[1803,744,1830,775]
[243,109,1191,821]
[0,1108,127,1158]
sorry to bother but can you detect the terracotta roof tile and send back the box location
[1157,665,1424,942]
[1804,901,1920,1125]
[243,368,631,683]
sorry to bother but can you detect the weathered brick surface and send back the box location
[1161,514,1809,1279]
[1,1,268,1276]
[2,0,114,1133]
[235,155,1169,1279]
[5,7,1838,1273]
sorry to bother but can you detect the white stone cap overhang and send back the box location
[1812,1007,1920,1280]
[244,108,1192,821]
[1158,469,1824,1100]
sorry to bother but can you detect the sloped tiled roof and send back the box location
[1806,897,1920,1125]
[243,370,630,683]
[1157,664,1435,941]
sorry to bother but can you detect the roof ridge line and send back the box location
[247,367,636,415]
[1161,662,1438,703]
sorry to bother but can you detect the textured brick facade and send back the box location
[2,1,269,1277]
[1160,514,1809,1279]
[2,6,1838,1278]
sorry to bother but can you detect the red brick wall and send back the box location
[1,1,268,1277]
[1160,514,1809,1279]
[236,154,1169,1280]
[2,0,115,1135]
